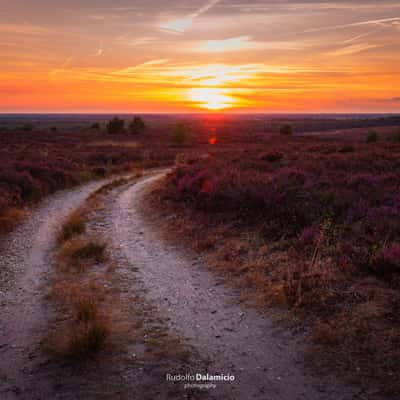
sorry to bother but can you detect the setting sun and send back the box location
[188,88,237,110]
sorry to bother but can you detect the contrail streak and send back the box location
[303,16,400,33]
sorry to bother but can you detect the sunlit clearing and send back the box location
[188,88,237,110]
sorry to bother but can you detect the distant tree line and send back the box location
[106,116,147,135]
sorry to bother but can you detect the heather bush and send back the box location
[372,244,400,277]
[171,122,190,146]
[338,145,355,153]
[22,123,34,132]
[260,152,283,162]
[106,117,125,135]
[129,116,146,135]
[394,128,400,142]
[90,122,100,130]
[366,130,379,143]
[280,124,293,135]
[165,137,400,282]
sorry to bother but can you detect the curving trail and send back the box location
[109,172,371,400]
[0,179,110,399]
[0,171,384,400]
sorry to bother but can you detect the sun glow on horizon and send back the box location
[188,87,238,110]
[1,1,399,113]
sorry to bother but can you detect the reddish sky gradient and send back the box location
[1,1,400,112]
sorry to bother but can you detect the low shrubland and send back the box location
[151,133,400,392]
[0,127,178,235]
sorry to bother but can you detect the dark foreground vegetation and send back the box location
[150,125,400,394]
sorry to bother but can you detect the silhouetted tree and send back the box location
[171,122,190,146]
[280,124,293,135]
[129,116,146,135]
[366,130,379,143]
[107,117,125,135]
[90,122,101,130]
[394,128,400,142]
[21,123,34,132]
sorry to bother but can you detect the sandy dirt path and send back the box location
[0,171,388,400]
[0,179,110,399]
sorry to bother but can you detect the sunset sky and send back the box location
[1,0,400,113]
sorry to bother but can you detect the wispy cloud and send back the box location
[327,43,380,56]
[115,36,155,47]
[111,59,171,76]
[0,23,51,35]
[160,0,220,34]
[196,36,262,52]
[93,40,104,57]
[303,16,400,34]
[194,36,304,53]
[342,29,378,44]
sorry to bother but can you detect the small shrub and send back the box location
[68,320,108,358]
[338,145,355,153]
[171,122,190,146]
[393,128,400,142]
[21,123,34,132]
[0,208,27,234]
[58,239,106,274]
[106,117,125,135]
[260,152,283,162]
[372,244,400,277]
[58,212,85,243]
[280,124,293,135]
[75,297,98,323]
[298,225,320,247]
[90,122,100,130]
[66,240,106,263]
[50,294,109,360]
[312,321,340,346]
[366,130,379,143]
[91,167,107,178]
[129,116,146,135]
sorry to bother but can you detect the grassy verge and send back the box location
[46,171,192,368]
[46,175,138,360]
[0,207,29,236]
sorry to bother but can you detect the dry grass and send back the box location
[46,282,110,359]
[47,177,139,361]
[47,173,193,369]
[89,171,143,199]
[58,238,106,272]
[57,211,86,243]
[0,207,28,235]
